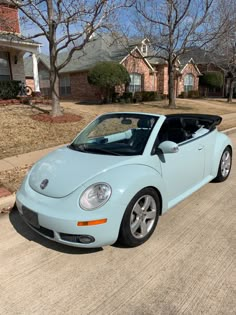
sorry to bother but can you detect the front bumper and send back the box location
[16,183,125,248]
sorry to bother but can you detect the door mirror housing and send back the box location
[158,141,179,154]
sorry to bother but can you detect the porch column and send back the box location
[32,53,40,92]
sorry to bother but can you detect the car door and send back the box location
[159,137,205,206]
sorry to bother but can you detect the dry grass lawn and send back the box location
[1,98,236,160]
[0,98,236,193]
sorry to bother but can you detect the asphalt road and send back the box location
[0,134,235,315]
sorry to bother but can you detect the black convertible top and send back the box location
[165,113,222,130]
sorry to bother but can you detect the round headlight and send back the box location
[80,183,112,210]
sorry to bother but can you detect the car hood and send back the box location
[28,146,136,198]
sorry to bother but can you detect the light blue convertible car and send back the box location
[16,112,232,248]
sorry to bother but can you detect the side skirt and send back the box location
[167,175,214,211]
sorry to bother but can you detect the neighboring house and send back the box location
[0,0,40,91]
[24,34,201,102]
[180,47,227,97]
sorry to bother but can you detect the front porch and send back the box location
[0,33,40,93]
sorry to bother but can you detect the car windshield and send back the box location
[69,113,158,156]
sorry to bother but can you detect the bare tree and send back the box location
[211,0,236,103]
[135,0,227,108]
[8,0,133,116]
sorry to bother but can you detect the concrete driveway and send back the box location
[0,134,235,315]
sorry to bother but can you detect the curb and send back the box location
[0,192,16,214]
[222,127,236,135]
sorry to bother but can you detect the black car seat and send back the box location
[129,118,151,151]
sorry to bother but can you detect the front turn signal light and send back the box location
[77,219,107,226]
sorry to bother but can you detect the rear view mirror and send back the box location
[121,118,132,125]
[158,141,179,154]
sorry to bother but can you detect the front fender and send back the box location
[83,164,168,216]
[212,132,233,177]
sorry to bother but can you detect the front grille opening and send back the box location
[60,233,95,244]
[29,223,54,238]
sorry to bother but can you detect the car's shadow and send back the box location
[9,207,103,254]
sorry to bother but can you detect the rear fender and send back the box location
[211,132,233,177]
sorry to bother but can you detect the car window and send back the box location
[70,113,158,156]
[158,117,212,145]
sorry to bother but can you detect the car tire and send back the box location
[214,146,232,182]
[118,187,160,247]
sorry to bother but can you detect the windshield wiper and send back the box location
[68,143,87,152]
[68,143,121,156]
[84,147,121,156]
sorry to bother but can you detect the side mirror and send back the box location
[158,141,179,154]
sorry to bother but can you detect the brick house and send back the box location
[179,47,227,97]
[0,0,40,91]
[24,34,202,102]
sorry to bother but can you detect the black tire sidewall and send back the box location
[215,147,232,182]
[118,187,160,247]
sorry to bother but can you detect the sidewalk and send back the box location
[0,144,64,172]
[0,125,236,174]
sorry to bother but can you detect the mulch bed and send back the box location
[31,113,82,123]
[0,99,20,105]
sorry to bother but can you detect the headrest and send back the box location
[137,119,151,129]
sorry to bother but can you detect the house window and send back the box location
[39,69,50,96]
[142,44,147,55]
[129,73,142,93]
[184,74,194,92]
[0,52,11,80]
[39,69,49,80]
[60,75,71,96]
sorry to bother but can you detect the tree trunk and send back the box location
[48,0,62,117]
[51,70,61,116]
[227,79,234,103]
[168,62,176,108]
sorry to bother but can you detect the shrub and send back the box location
[141,91,159,101]
[200,72,224,88]
[188,90,199,98]
[179,91,187,98]
[122,92,133,100]
[133,91,159,102]
[0,80,21,99]
[133,91,143,102]
[88,62,130,103]
[121,92,133,103]
[112,92,120,103]
[179,90,199,98]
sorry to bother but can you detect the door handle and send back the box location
[198,145,204,151]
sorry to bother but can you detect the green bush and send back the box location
[88,62,130,103]
[200,72,224,88]
[179,90,199,98]
[121,92,133,103]
[133,91,143,102]
[0,80,21,99]
[112,92,120,103]
[133,91,159,102]
[179,91,187,98]
[188,90,199,98]
[122,92,133,99]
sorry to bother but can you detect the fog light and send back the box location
[78,235,95,244]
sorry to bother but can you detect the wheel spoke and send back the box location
[140,221,148,236]
[221,151,231,177]
[145,210,156,220]
[142,196,152,211]
[133,203,142,216]
[131,218,141,234]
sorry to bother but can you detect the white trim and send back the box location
[180,58,202,75]
[32,53,40,92]
[120,46,155,72]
